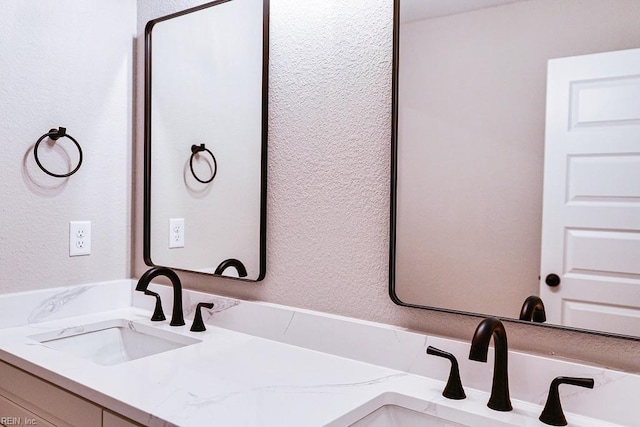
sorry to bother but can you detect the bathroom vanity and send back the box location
[0,360,135,426]
[0,280,636,426]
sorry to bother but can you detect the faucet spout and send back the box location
[136,267,185,326]
[519,295,546,323]
[469,317,512,411]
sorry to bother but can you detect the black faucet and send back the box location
[469,317,512,411]
[136,267,185,326]
[519,295,546,323]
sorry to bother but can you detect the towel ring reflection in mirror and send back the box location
[189,143,217,184]
[34,127,83,178]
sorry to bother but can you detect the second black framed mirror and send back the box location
[390,0,640,339]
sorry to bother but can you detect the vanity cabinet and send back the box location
[103,411,141,427]
[0,393,54,427]
[0,361,140,427]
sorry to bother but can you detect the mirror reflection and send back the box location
[144,0,268,280]
[392,0,640,337]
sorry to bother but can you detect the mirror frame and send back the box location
[388,0,639,341]
[143,0,269,281]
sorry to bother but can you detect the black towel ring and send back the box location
[189,143,217,184]
[34,127,83,178]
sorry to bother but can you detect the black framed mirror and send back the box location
[144,0,269,281]
[390,0,640,339]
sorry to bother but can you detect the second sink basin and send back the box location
[350,403,466,427]
[29,319,200,366]
[332,392,519,427]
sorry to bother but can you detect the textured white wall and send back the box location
[135,0,640,372]
[0,0,136,293]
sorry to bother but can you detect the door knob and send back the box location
[545,274,561,287]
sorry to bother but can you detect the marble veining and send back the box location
[27,286,89,323]
[0,280,131,329]
[54,325,88,337]
[282,312,296,335]
[392,329,402,344]
[422,399,439,416]
[187,373,408,408]
[183,295,241,318]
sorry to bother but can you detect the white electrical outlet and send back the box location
[169,218,185,248]
[69,221,91,256]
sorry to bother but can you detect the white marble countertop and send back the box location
[0,280,635,426]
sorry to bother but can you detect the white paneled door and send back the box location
[540,48,640,336]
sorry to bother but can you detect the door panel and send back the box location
[562,299,640,336]
[540,48,640,333]
[567,154,640,202]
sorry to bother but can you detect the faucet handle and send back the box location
[190,302,214,332]
[143,290,166,321]
[539,376,594,426]
[426,346,466,400]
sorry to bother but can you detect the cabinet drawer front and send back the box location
[103,411,143,427]
[0,361,102,427]
[0,393,55,427]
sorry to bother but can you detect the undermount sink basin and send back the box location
[29,319,200,366]
[339,392,518,427]
[351,403,467,427]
